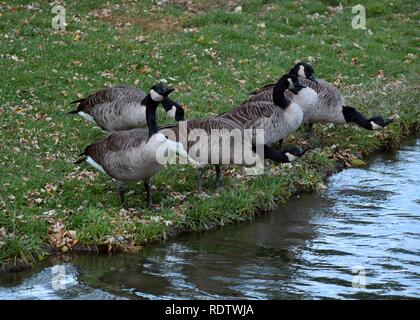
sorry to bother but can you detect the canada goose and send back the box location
[160,118,307,192]
[68,85,185,132]
[249,62,394,136]
[160,75,308,192]
[217,74,306,146]
[74,83,189,209]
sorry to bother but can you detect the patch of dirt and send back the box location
[170,0,240,13]
[96,10,188,32]
[92,0,241,32]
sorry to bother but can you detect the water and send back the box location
[1,138,419,299]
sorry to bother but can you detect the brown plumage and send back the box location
[249,62,394,131]
[160,117,261,192]
[82,129,159,181]
[74,83,180,209]
[216,74,304,146]
[247,78,344,124]
[69,85,185,132]
[70,86,143,115]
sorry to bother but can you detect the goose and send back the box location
[68,85,185,132]
[160,119,307,192]
[74,83,190,209]
[248,62,394,136]
[160,74,309,192]
[217,73,306,146]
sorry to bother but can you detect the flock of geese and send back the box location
[70,62,394,209]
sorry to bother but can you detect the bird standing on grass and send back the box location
[68,85,185,132]
[74,83,192,209]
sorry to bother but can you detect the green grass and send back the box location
[0,0,419,271]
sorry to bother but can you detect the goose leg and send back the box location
[117,181,127,208]
[304,122,313,140]
[264,159,270,171]
[196,167,205,193]
[144,178,153,209]
[215,165,222,190]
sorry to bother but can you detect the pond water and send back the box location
[1,138,419,299]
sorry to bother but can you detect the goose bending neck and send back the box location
[264,145,289,163]
[342,106,371,130]
[142,94,159,138]
[161,97,175,112]
[272,80,290,109]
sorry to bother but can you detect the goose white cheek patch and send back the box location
[370,121,383,130]
[287,78,294,89]
[166,106,177,119]
[286,152,299,162]
[298,65,305,77]
[150,89,164,102]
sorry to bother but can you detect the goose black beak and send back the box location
[165,87,175,96]
[290,83,306,94]
[301,147,311,155]
[308,74,317,83]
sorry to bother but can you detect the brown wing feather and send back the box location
[75,86,144,114]
[217,101,275,127]
[84,129,148,163]
[249,82,275,95]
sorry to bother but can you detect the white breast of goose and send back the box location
[258,103,303,145]
[289,87,318,122]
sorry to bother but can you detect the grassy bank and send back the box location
[0,0,419,271]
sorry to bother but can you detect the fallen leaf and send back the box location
[73,31,81,41]
[138,66,151,74]
[352,158,366,166]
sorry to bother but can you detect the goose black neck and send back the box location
[342,106,372,130]
[161,97,175,112]
[272,80,290,109]
[142,94,160,138]
[264,145,289,163]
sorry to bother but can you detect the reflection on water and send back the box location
[1,138,419,299]
[0,263,121,300]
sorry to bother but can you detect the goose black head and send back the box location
[150,83,175,102]
[273,74,306,107]
[161,98,185,121]
[286,74,307,95]
[368,116,395,130]
[290,62,317,82]
[175,103,185,121]
[283,146,310,162]
[342,106,396,130]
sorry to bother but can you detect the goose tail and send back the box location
[74,152,87,164]
[71,98,84,104]
[68,98,85,114]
